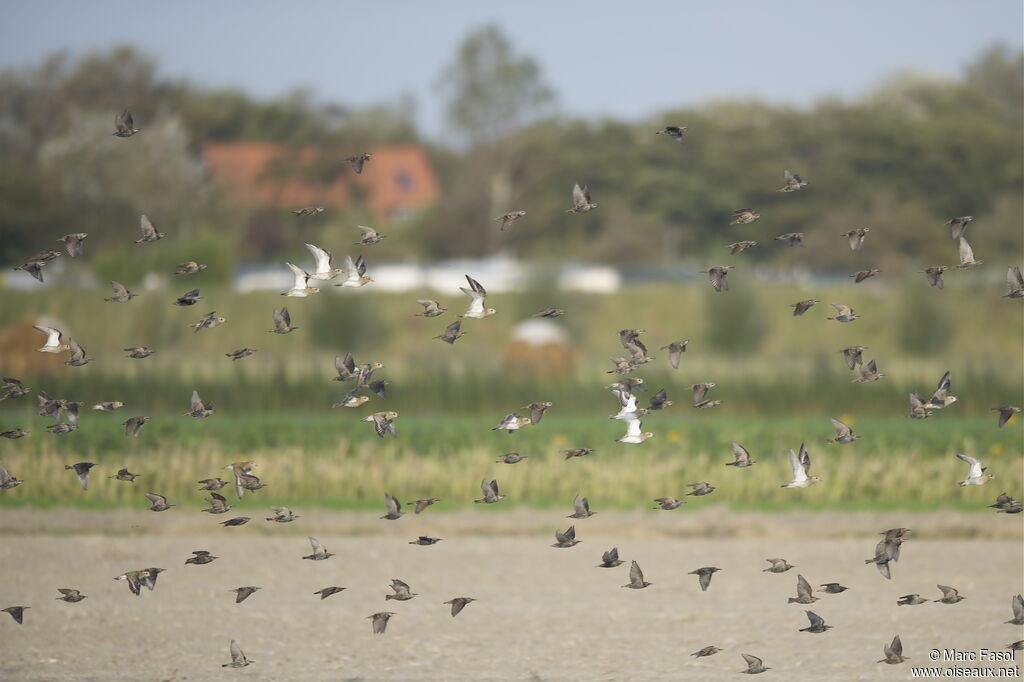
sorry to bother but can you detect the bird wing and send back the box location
[285,262,308,289]
[110,281,128,297]
[305,243,332,274]
[460,285,485,315]
[339,352,356,376]
[629,560,644,584]
[788,449,807,483]
[73,465,89,489]
[190,390,203,412]
[890,635,902,657]
[144,492,166,506]
[67,234,84,257]
[956,453,982,479]
[796,574,812,599]
[139,215,156,239]
[937,584,958,599]
[67,338,86,361]
[494,414,514,430]
[272,308,287,330]
[624,418,642,437]
[125,573,141,595]
[603,547,618,563]
[799,444,811,473]
[931,371,951,399]
[309,536,322,554]
[343,255,357,279]
[621,391,637,411]
[353,255,366,277]
[572,495,585,515]
[230,640,244,664]
[445,320,461,337]
[571,183,586,207]
[731,442,751,464]
[465,275,486,296]
[742,654,762,669]
[357,225,377,238]
[958,237,975,263]
[848,232,861,251]
[830,418,850,438]
[806,611,824,628]
[384,493,400,516]
[1013,594,1023,619]
[33,325,62,347]
[1010,267,1024,289]
[830,302,851,316]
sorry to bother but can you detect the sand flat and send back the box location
[0,510,1020,681]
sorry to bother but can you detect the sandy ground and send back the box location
[0,510,1021,682]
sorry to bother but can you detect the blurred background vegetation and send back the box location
[0,32,1020,267]
[0,28,1020,510]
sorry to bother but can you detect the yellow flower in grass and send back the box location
[666,429,681,443]
[552,434,569,447]
[988,442,1004,457]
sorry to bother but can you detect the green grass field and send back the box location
[1,280,1020,512]
[1,412,1018,512]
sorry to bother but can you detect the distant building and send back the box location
[200,142,439,223]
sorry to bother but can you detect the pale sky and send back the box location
[1,0,1021,138]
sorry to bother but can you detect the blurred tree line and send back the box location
[1,33,1020,272]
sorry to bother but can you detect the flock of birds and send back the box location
[0,111,1022,675]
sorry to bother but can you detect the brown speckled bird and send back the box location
[842,228,870,252]
[878,634,908,664]
[730,208,760,225]
[689,567,721,592]
[444,597,476,617]
[622,560,651,589]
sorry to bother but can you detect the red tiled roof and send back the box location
[200,142,439,222]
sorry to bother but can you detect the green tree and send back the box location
[433,25,555,255]
[436,25,554,146]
